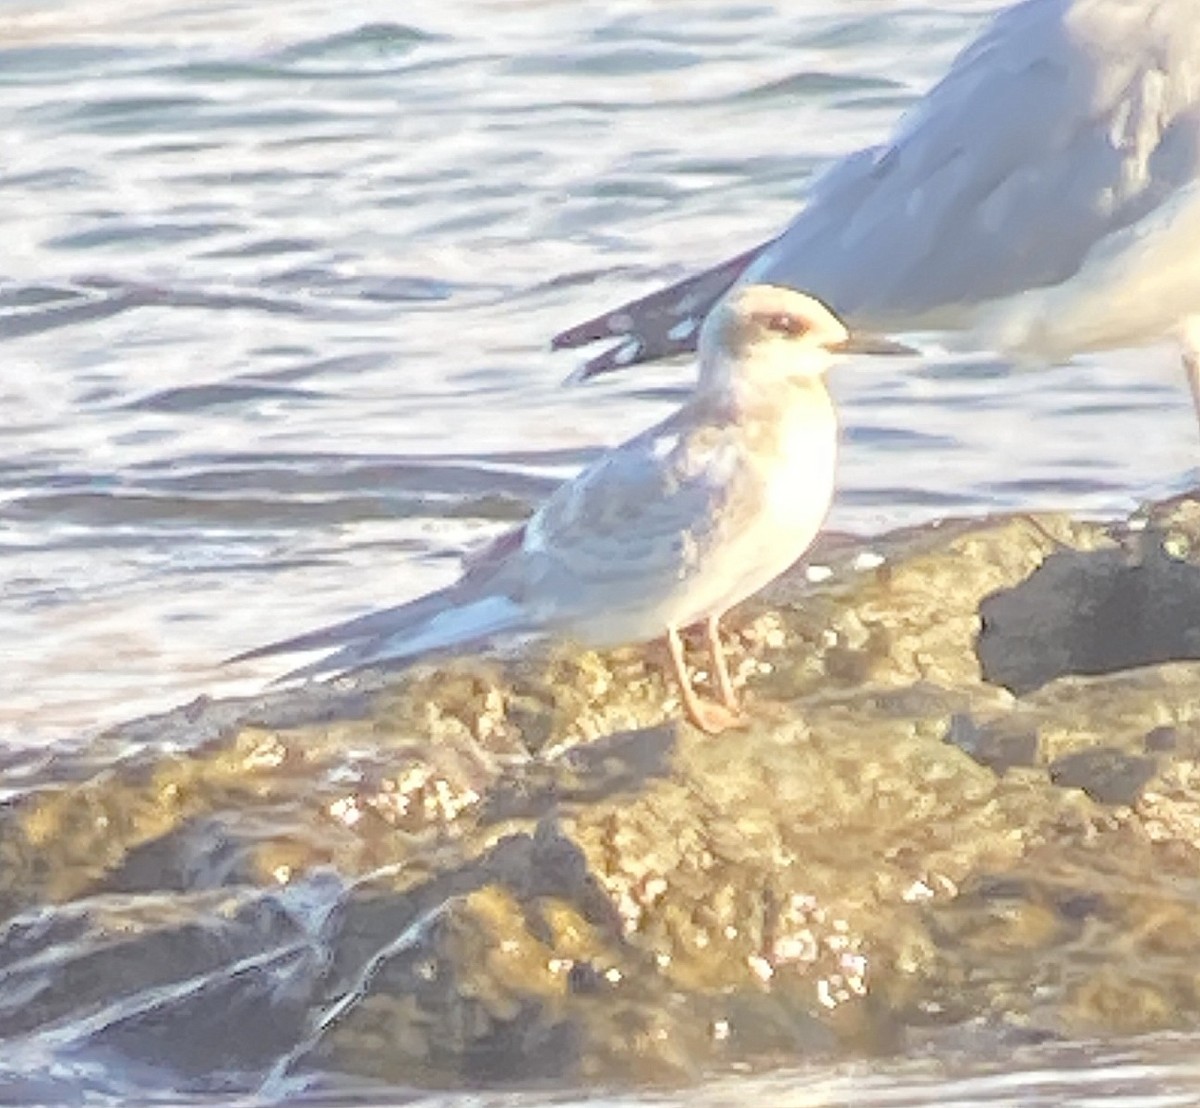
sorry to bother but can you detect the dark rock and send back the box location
[1144,726,1179,753]
[1048,748,1160,806]
[978,529,1200,696]
[945,713,1040,773]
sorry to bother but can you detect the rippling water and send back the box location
[5,1030,1200,1106]
[5,1,1200,1102]
[4,0,1198,745]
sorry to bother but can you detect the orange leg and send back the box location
[1185,348,1200,443]
[1181,320,1200,441]
[666,625,744,735]
[704,614,739,711]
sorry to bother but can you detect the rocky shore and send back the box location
[5,492,1200,1091]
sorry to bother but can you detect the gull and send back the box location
[234,286,886,733]
[552,0,1200,425]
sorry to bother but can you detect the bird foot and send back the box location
[685,699,748,735]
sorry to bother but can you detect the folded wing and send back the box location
[553,0,1200,370]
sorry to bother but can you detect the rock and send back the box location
[944,712,1040,773]
[978,533,1200,695]
[5,495,1200,1088]
[1048,747,1160,806]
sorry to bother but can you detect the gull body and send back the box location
[553,0,1200,420]
[236,286,856,732]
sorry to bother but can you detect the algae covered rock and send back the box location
[3,494,1200,1088]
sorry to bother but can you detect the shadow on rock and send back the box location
[979,521,1200,695]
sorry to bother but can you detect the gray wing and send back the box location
[554,0,1200,370]
[749,0,1200,325]
[551,245,768,378]
[518,410,750,620]
[227,587,460,667]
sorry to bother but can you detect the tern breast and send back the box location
[672,380,839,627]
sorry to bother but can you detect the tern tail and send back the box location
[552,243,770,379]
[227,586,462,667]
[265,593,529,684]
[228,522,532,678]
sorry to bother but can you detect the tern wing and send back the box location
[518,405,759,628]
[230,410,740,679]
[264,591,529,683]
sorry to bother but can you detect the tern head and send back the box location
[697,285,881,393]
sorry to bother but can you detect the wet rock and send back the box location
[0,889,309,1051]
[5,495,1200,1088]
[945,712,1040,773]
[978,535,1200,695]
[1144,726,1180,753]
[1048,748,1160,807]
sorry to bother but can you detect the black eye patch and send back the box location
[756,311,809,337]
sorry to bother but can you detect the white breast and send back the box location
[675,387,839,627]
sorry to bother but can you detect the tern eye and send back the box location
[761,311,808,337]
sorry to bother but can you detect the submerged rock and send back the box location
[4,493,1200,1089]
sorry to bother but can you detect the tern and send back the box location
[235,286,889,733]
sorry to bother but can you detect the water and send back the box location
[3,0,1196,747]
[4,1032,1200,1106]
[2,0,1200,1099]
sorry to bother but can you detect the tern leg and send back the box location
[1183,319,1200,441]
[666,626,743,735]
[703,614,739,711]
